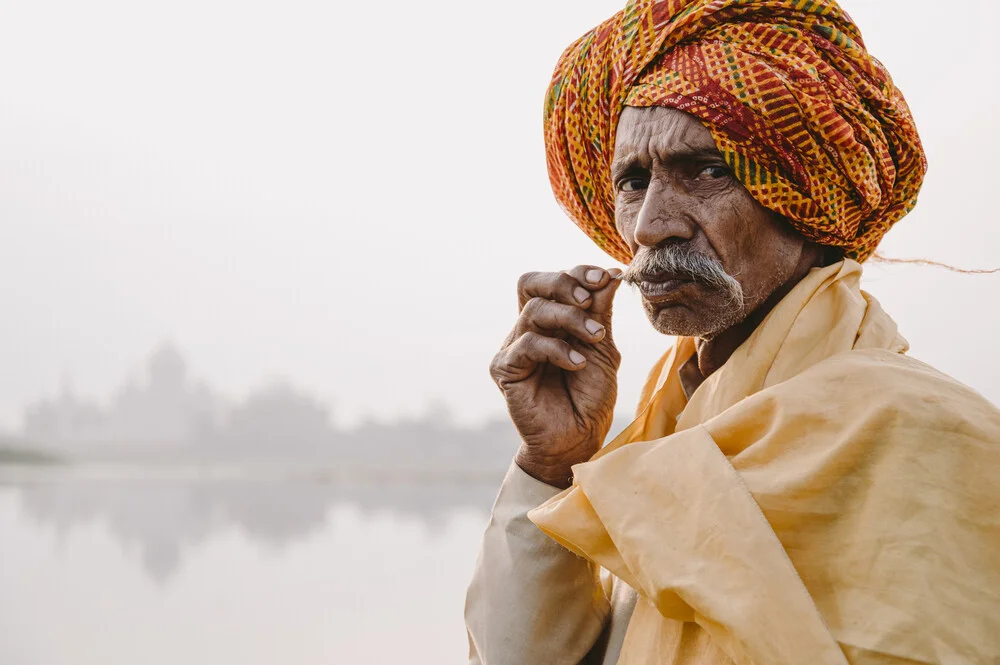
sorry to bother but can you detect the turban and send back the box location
[544,0,927,263]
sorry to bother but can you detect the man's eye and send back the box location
[698,165,730,179]
[619,177,648,192]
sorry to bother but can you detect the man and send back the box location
[465,1,1000,664]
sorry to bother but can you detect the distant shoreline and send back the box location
[0,444,63,465]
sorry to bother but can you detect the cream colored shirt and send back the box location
[465,461,634,665]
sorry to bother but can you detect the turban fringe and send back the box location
[544,0,927,263]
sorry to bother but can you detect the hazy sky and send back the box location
[1,0,998,430]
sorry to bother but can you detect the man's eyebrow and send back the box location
[610,145,725,181]
[610,150,642,182]
[674,146,725,162]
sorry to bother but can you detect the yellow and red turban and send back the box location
[544,0,927,263]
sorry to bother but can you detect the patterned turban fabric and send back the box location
[544,0,927,263]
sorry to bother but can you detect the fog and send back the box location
[1,0,998,663]
[2,0,998,434]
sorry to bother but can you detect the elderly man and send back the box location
[465,1,1000,664]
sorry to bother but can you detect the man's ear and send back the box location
[777,215,832,268]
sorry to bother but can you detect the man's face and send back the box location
[613,106,812,339]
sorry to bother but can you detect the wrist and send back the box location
[515,446,586,489]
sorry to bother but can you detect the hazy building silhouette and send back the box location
[104,343,222,446]
[21,343,223,447]
[218,382,335,452]
[23,377,107,445]
[12,343,629,475]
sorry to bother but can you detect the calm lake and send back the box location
[0,463,500,665]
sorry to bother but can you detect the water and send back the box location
[0,464,500,665]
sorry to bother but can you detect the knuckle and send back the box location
[501,328,517,348]
[518,331,541,349]
[506,332,530,357]
[522,297,545,317]
[556,272,578,293]
[602,343,622,366]
[488,351,505,380]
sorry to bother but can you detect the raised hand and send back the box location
[490,265,622,488]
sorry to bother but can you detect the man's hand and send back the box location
[490,265,623,488]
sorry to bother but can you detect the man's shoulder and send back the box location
[774,347,1000,443]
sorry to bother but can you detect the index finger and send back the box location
[516,265,608,311]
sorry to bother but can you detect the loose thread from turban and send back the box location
[871,255,1000,275]
[544,0,928,264]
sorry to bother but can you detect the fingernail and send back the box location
[585,269,604,284]
[585,319,604,335]
[574,287,591,303]
[569,350,586,365]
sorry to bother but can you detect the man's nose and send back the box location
[632,179,696,249]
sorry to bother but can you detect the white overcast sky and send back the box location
[1,0,998,430]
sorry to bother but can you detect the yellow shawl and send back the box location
[529,260,1000,664]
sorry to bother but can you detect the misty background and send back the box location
[1,0,999,663]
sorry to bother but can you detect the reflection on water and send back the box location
[0,464,501,665]
[2,464,500,582]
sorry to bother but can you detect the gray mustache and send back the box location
[620,245,744,306]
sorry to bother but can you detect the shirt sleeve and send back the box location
[465,461,611,665]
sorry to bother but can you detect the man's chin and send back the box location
[643,300,746,339]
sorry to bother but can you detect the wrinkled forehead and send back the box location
[612,106,721,168]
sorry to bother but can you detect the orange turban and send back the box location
[544,0,927,263]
